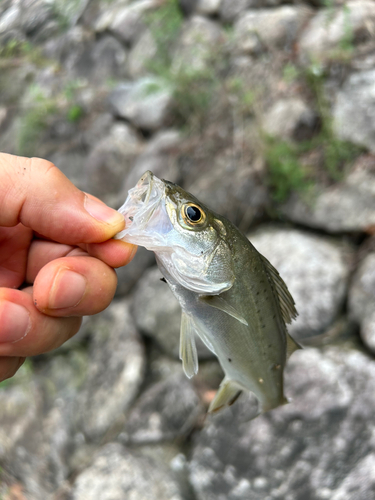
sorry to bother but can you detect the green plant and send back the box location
[17,85,57,157]
[264,139,312,202]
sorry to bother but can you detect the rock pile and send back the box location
[1,0,375,498]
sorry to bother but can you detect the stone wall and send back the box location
[1,0,375,498]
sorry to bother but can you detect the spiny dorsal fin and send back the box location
[260,254,298,325]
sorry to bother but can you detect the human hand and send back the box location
[0,153,137,382]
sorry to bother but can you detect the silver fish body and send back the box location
[116,171,300,414]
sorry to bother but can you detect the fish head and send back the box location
[116,171,235,294]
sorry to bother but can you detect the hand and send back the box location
[0,153,136,382]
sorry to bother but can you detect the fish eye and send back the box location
[182,203,205,225]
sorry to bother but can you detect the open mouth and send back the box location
[115,171,172,246]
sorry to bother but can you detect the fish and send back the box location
[115,171,300,414]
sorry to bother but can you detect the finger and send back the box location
[85,239,138,268]
[0,224,33,288]
[26,239,137,283]
[0,153,125,244]
[0,356,25,383]
[0,288,82,357]
[33,255,117,316]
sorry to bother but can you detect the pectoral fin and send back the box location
[208,377,243,413]
[180,312,198,379]
[200,295,248,326]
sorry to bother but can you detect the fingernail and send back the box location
[49,270,87,309]
[0,302,31,343]
[84,195,124,227]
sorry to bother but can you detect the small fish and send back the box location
[116,171,300,414]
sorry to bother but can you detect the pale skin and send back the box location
[0,153,137,383]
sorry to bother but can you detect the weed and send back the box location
[67,104,83,122]
[17,85,57,157]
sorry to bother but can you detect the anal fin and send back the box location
[180,312,198,379]
[208,378,242,413]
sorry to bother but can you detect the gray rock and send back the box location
[77,300,146,441]
[248,226,353,339]
[71,443,183,500]
[49,149,88,192]
[299,1,375,65]
[1,352,89,498]
[196,0,221,16]
[122,373,203,444]
[0,371,41,462]
[128,29,157,79]
[333,69,375,153]
[349,252,375,353]
[95,0,158,45]
[120,128,181,196]
[109,77,174,131]
[132,266,213,359]
[234,6,313,54]
[172,16,223,73]
[281,155,375,233]
[0,5,20,34]
[190,345,375,500]
[84,122,143,204]
[220,0,256,22]
[115,246,155,297]
[262,97,319,142]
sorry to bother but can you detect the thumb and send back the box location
[0,153,125,244]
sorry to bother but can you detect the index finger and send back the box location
[0,153,125,244]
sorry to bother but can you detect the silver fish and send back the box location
[116,171,300,414]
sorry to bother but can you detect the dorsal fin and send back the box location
[260,254,298,325]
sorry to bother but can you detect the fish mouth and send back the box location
[115,171,172,247]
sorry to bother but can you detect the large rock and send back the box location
[70,443,183,500]
[333,69,375,153]
[128,28,157,79]
[115,246,156,297]
[94,0,158,45]
[109,77,174,131]
[172,16,223,73]
[219,0,255,22]
[0,352,89,498]
[132,266,213,359]
[281,155,375,233]
[122,373,203,444]
[262,97,319,142]
[299,1,375,65]
[190,345,375,500]
[349,252,375,353]
[120,128,181,196]
[248,226,353,339]
[234,6,313,54]
[84,122,143,203]
[77,300,146,441]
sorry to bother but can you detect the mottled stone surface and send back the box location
[123,373,203,444]
[77,300,146,441]
[299,0,375,65]
[190,345,375,500]
[109,77,174,131]
[71,443,184,500]
[349,252,375,353]
[248,226,352,339]
[333,69,375,153]
[281,156,375,233]
[234,6,312,53]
